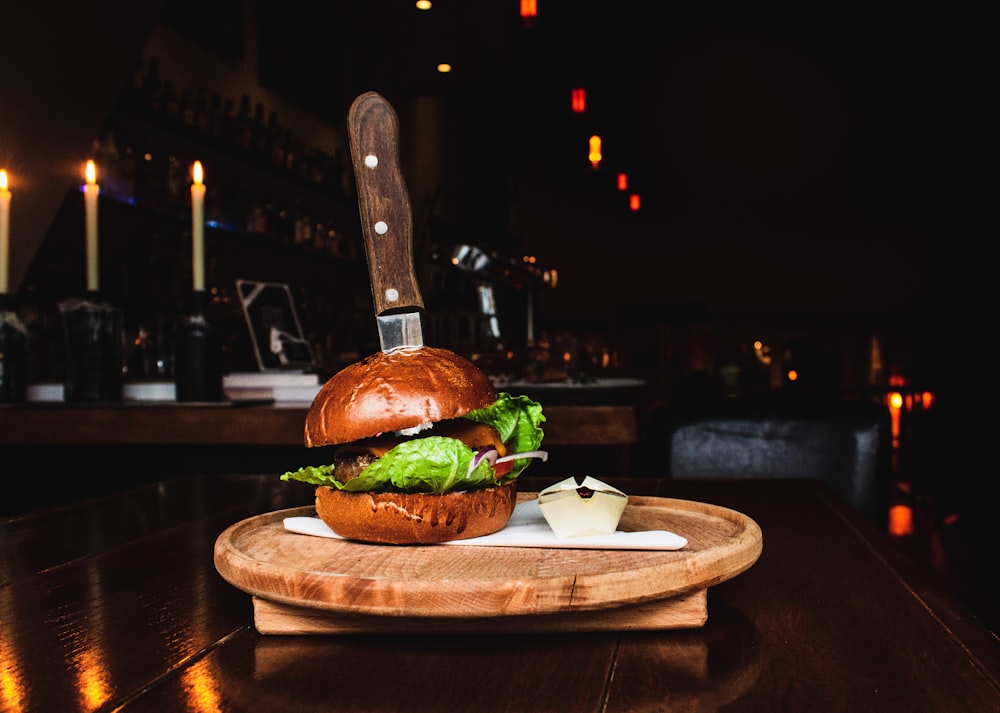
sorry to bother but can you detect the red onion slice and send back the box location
[467,448,548,479]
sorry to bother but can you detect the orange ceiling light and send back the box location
[629,193,640,211]
[617,173,627,190]
[588,135,602,169]
[520,0,537,27]
[571,87,585,113]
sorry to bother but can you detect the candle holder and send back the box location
[174,289,223,402]
[0,293,29,403]
[59,292,124,403]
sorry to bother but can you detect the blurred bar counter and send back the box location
[0,401,640,516]
[0,402,638,447]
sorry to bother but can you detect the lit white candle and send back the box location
[191,160,206,291]
[84,160,99,292]
[0,169,10,294]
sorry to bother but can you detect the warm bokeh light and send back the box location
[571,87,585,113]
[888,393,902,441]
[629,194,640,211]
[616,173,627,190]
[588,135,602,168]
[868,333,883,384]
[753,340,772,365]
[436,63,452,73]
[415,0,432,10]
[787,369,799,382]
[888,504,914,537]
[520,0,537,26]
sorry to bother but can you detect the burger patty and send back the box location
[330,419,505,485]
[330,450,381,483]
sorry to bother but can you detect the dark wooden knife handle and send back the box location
[348,91,423,315]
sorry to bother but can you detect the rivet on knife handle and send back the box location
[347,92,423,318]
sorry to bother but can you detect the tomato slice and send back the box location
[492,459,514,478]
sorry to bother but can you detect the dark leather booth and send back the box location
[643,395,893,528]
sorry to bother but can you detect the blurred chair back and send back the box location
[644,395,892,528]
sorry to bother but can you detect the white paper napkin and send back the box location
[283,499,687,550]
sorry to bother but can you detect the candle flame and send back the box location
[85,160,97,185]
[0,169,7,191]
[192,160,204,185]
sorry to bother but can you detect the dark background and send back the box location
[2,1,983,395]
[156,1,974,319]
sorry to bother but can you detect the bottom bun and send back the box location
[314,481,518,545]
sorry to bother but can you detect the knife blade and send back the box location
[347,91,424,352]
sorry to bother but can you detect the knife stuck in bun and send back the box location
[281,345,547,544]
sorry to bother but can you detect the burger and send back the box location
[280,345,547,545]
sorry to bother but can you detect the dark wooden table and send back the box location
[2,474,998,712]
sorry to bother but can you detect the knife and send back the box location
[347,91,424,352]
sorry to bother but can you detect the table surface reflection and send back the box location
[1,475,998,712]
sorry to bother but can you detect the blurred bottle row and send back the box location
[93,56,357,260]
[115,57,348,198]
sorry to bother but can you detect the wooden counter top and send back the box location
[3,475,998,712]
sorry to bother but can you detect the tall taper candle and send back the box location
[84,160,100,292]
[0,170,10,294]
[191,161,206,291]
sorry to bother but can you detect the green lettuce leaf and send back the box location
[464,392,546,478]
[280,392,544,494]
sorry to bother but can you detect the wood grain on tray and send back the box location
[214,493,762,633]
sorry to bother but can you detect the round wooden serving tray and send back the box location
[214,493,762,633]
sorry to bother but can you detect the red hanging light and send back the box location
[629,193,641,211]
[520,0,537,28]
[571,87,586,113]
[617,173,628,191]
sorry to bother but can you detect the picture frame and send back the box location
[235,279,314,371]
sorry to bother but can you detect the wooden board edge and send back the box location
[252,589,709,635]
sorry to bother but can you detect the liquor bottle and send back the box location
[143,57,163,117]
[251,101,268,161]
[207,92,224,141]
[174,290,223,402]
[218,96,237,148]
[161,80,180,128]
[266,110,284,169]
[281,128,298,175]
[179,87,196,130]
[118,56,147,116]
[194,86,210,135]
[234,94,254,151]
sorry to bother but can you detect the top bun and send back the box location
[305,346,498,447]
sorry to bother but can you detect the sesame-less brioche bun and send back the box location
[305,346,498,447]
[299,346,518,545]
[314,480,518,545]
